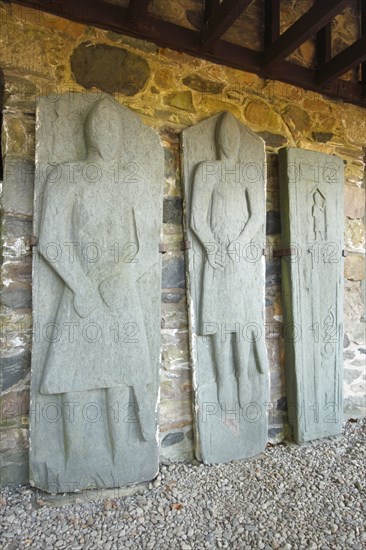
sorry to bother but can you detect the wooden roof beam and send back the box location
[205,0,220,20]
[202,0,253,50]
[6,0,366,107]
[317,36,366,86]
[126,0,152,25]
[362,0,366,96]
[263,0,351,68]
[317,22,332,68]
[264,0,280,48]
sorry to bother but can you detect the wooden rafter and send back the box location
[205,0,220,21]
[4,0,366,107]
[126,0,152,24]
[317,23,332,68]
[263,0,351,68]
[202,0,253,50]
[317,37,366,86]
[264,0,280,48]
[362,0,366,96]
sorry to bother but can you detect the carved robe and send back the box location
[191,160,254,335]
[38,163,151,394]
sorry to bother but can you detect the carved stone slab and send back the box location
[182,112,269,464]
[279,147,344,443]
[30,94,163,492]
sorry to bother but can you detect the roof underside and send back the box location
[7,0,366,107]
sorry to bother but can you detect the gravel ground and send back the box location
[1,419,365,550]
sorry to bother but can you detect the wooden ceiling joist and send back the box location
[263,0,350,68]
[126,0,152,24]
[317,22,332,69]
[202,0,253,50]
[317,37,366,86]
[264,0,280,48]
[4,0,366,108]
[362,0,366,96]
[205,0,220,21]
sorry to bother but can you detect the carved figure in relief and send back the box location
[312,189,326,241]
[190,112,267,407]
[38,98,155,472]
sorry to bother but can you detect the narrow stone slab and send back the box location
[182,112,269,464]
[279,147,344,443]
[30,93,163,492]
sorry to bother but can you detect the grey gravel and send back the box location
[1,419,365,549]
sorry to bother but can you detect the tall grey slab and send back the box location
[182,112,269,464]
[30,94,163,492]
[279,147,344,443]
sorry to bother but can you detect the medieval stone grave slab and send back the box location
[279,147,344,443]
[182,112,269,464]
[30,93,163,492]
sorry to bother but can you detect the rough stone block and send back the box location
[2,159,35,216]
[344,254,365,281]
[266,259,281,286]
[1,284,32,309]
[258,131,287,149]
[162,254,186,289]
[312,132,334,143]
[161,288,186,303]
[182,75,224,95]
[245,100,283,133]
[161,432,184,447]
[165,91,195,113]
[1,215,33,239]
[163,197,183,225]
[3,74,37,110]
[1,349,31,392]
[2,112,35,158]
[344,186,365,219]
[0,449,29,486]
[70,42,151,95]
[1,388,30,421]
[345,219,365,252]
[266,211,281,235]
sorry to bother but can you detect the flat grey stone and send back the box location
[343,333,350,348]
[350,359,366,367]
[265,259,281,286]
[162,255,185,289]
[161,289,186,303]
[268,427,284,439]
[2,349,31,391]
[258,131,287,148]
[312,132,333,143]
[344,369,362,384]
[2,215,33,238]
[30,93,163,493]
[182,75,224,95]
[163,197,183,225]
[161,432,184,447]
[0,453,29,486]
[182,112,268,464]
[1,287,31,309]
[279,147,344,443]
[266,211,281,235]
